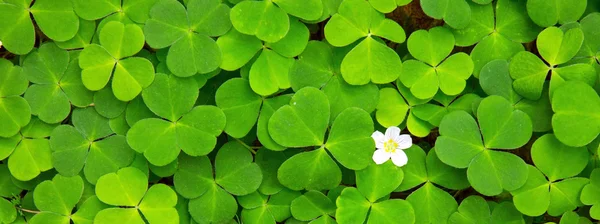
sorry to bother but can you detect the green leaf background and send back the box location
[0,0,599,223]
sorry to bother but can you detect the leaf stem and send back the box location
[19,207,40,214]
[234,138,257,154]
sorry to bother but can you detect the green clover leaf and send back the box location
[23,43,93,124]
[581,168,600,220]
[144,0,229,77]
[510,26,595,100]
[272,88,375,190]
[512,165,588,217]
[356,162,404,202]
[368,0,412,13]
[127,103,225,166]
[80,21,155,101]
[448,196,491,224]
[2,117,55,182]
[0,58,30,138]
[290,190,335,222]
[7,138,53,182]
[551,81,600,147]
[397,146,469,192]
[94,167,178,223]
[50,108,135,184]
[397,146,467,223]
[0,197,16,224]
[336,187,415,224]
[450,0,542,77]
[173,142,261,223]
[376,84,480,137]
[400,27,474,99]
[239,189,301,224]
[72,0,157,23]
[436,96,532,196]
[0,0,79,55]
[230,0,321,43]
[526,0,587,27]
[289,41,379,120]
[420,0,471,29]
[510,134,589,217]
[29,174,83,224]
[479,59,553,132]
[324,0,405,85]
[218,19,309,96]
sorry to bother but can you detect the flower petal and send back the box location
[372,149,391,165]
[395,134,413,150]
[385,126,401,139]
[371,131,385,148]
[391,150,408,167]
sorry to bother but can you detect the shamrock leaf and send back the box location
[436,96,532,196]
[397,146,467,223]
[512,165,588,217]
[551,81,600,147]
[50,108,133,181]
[144,0,229,77]
[80,21,155,101]
[29,174,83,224]
[7,138,53,182]
[356,162,404,202]
[325,0,405,85]
[277,147,342,191]
[289,41,379,120]
[0,197,16,224]
[127,95,226,166]
[450,0,541,76]
[94,167,178,223]
[255,149,288,195]
[570,13,600,66]
[369,0,412,13]
[72,0,157,23]
[400,27,474,99]
[581,168,600,220]
[174,142,261,223]
[290,190,335,222]
[511,134,589,216]
[71,196,110,224]
[0,58,30,138]
[273,89,375,190]
[269,87,330,147]
[420,0,471,29]
[218,19,309,96]
[23,43,93,124]
[398,146,470,192]
[0,0,78,54]
[526,0,587,27]
[448,196,491,224]
[216,78,263,138]
[239,189,301,224]
[510,27,595,100]
[230,0,321,43]
[479,59,553,132]
[55,19,96,50]
[336,187,415,224]
[376,84,480,137]
[93,87,128,119]
[215,141,263,196]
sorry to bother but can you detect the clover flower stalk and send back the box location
[371,126,412,167]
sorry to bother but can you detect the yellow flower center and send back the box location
[384,139,398,153]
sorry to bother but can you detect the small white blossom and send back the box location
[371,126,412,167]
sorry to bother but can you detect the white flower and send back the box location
[371,126,412,167]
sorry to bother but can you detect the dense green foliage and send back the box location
[1,0,600,223]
